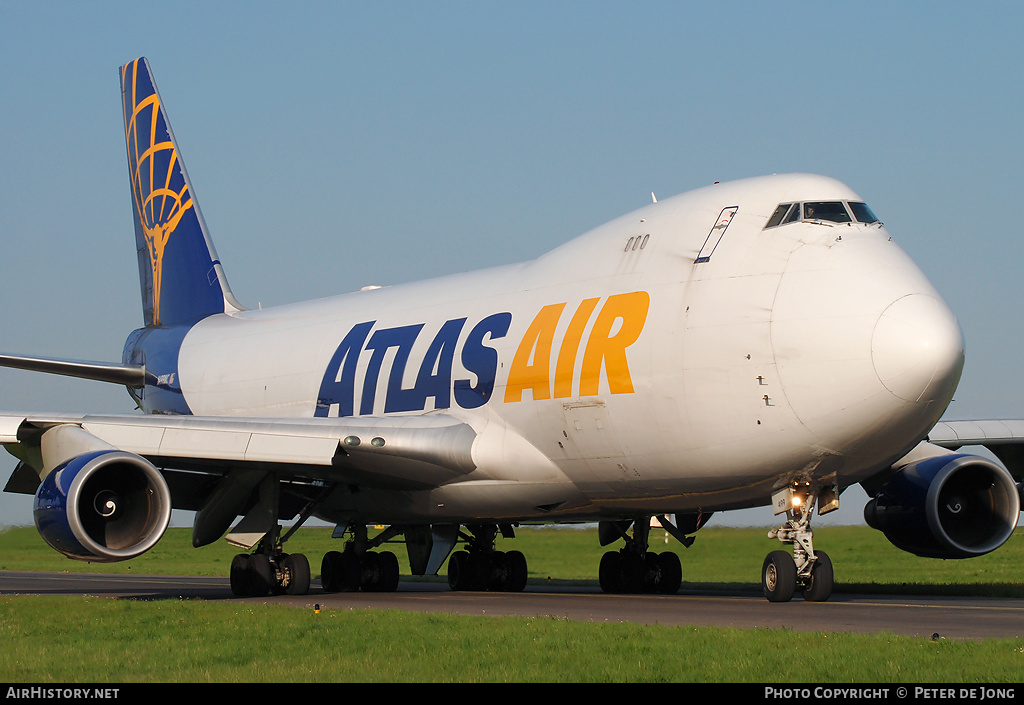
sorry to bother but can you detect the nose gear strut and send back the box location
[763,486,834,602]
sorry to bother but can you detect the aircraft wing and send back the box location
[927,419,1024,480]
[1,411,478,495]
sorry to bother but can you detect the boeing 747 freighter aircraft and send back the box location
[2,58,1021,602]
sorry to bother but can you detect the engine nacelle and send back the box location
[864,453,1020,559]
[34,449,172,562]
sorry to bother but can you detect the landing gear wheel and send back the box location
[599,551,621,593]
[801,550,833,602]
[361,551,400,592]
[247,554,273,597]
[448,547,527,592]
[270,553,289,595]
[231,553,307,597]
[618,551,646,594]
[504,550,528,592]
[360,552,381,591]
[487,551,508,591]
[282,553,312,595]
[321,550,361,592]
[375,551,400,593]
[230,554,250,597]
[597,516,689,595]
[447,550,472,591]
[762,550,797,603]
[656,552,682,594]
[320,551,340,592]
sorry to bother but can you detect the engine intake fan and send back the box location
[864,453,1020,559]
[34,449,172,562]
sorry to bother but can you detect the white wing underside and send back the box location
[928,419,1024,448]
[0,412,478,492]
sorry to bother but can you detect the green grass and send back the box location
[2,525,1023,682]
[3,524,1023,597]
[1,596,1023,682]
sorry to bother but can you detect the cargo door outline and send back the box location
[696,206,739,263]
[560,400,641,495]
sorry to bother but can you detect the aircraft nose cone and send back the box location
[871,294,964,403]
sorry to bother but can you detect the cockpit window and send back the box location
[765,204,790,228]
[764,200,880,229]
[802,202,851,223]
[848,202,879,224]
[782,203,801,224]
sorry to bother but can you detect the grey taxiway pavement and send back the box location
[2,570,1022,640]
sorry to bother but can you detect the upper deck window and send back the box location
[764,200,879,229]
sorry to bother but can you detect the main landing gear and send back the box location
[321,524,401,593]
[447,524,528,592]
[597,517,684,594]
[223,474,321,597]
[229,531,400,596]
[229,526,312,597]
[761,485,834,602]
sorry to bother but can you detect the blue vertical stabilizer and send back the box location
[120,57,242,328]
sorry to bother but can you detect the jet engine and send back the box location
[33,449,172,562]
[864,453,1020,559]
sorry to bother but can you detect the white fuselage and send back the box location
[170,174,964,524]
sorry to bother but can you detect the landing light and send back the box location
[771,486,811,516]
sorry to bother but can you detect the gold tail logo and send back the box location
[122,59,193,326]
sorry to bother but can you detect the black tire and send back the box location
[339,551,362,592]
[360,552,380,591]
[618,551,645,594]
[762,550,797,603]
[283,553,311,596]
[248,554,273,598]
[599,551,621,593]
[229,554,250,597]
[487,551,508,591]
[376,551,400,593]
[320,551,343,592]
[364,551,403,592]
[504,550,528,592]
[322,550,360,592]
[801,551,833,602]
[657,552,682,594]
[448,550,472,591]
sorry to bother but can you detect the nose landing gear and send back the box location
[763,485,834,602]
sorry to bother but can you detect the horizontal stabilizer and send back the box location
[0,353,145,387]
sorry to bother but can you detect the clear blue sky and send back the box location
[1,2,1022,529]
